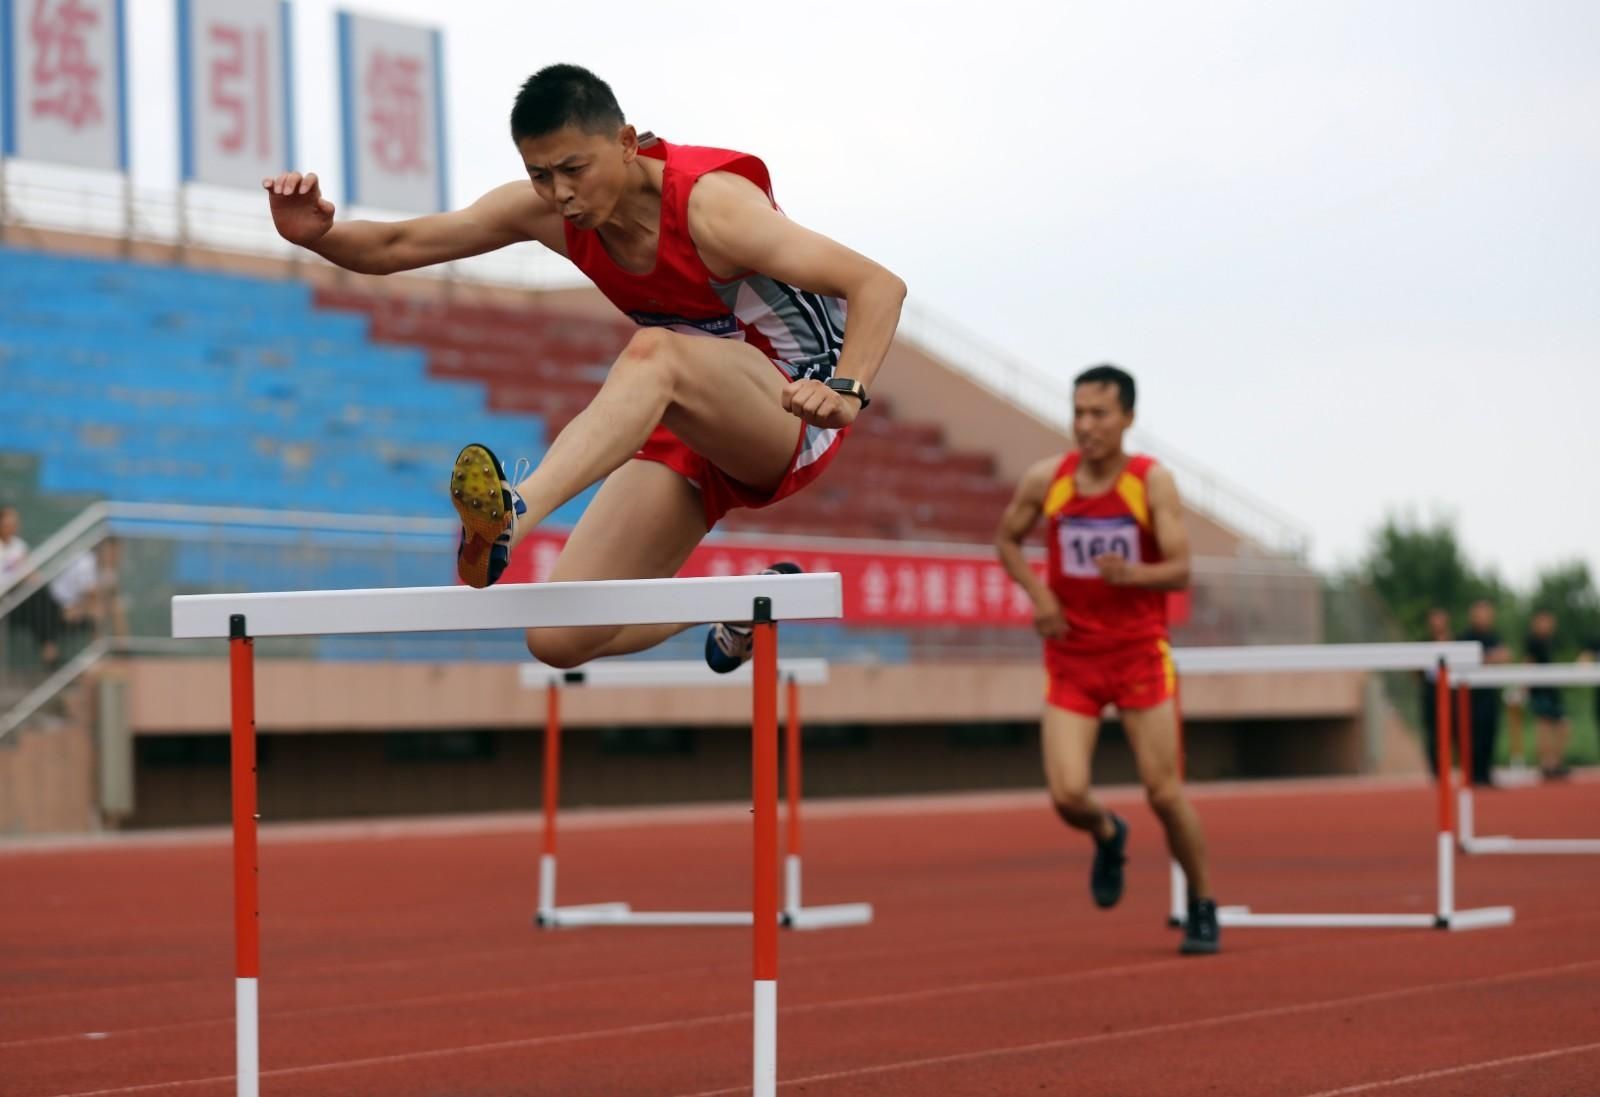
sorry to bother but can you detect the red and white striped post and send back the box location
[1434,659,1454,923]
[539,683,561,921]
[228,614,260,1097]
[784,674,803,915]
[751,599,780,1097]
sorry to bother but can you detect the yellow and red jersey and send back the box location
[1043,451,1169,653]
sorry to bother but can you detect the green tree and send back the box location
[1523,562,1600,657]
[1360,514,1497,638]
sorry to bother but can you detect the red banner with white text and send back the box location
[502,532,1190,629]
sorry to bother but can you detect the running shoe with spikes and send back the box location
[1180,897,1221,955]
[1090,813,1129,909]
[451,444,528,589]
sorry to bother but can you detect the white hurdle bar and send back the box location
[520,659,873,931]
[1166,642,1514,932]
[173,573,844,1097]
[1453,663,1600,856]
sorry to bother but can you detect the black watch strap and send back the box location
[825,377,871,409]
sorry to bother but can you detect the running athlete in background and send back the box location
[995,364,1219,954]
[264,64,904,672]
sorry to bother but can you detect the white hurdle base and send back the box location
[535,853,872,931]
[540,903,874,929]
[1216,905,1514,931]
[1167,860,1187,927]
[785,903,875,931]
[1168,834,1514,933]
[1458,787,1600,856]
[1464,836,1600,855]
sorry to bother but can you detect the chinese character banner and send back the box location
[500,531,1191,629]
[178,0,293,189]
[3,0,127,171]
[336,10,445,212]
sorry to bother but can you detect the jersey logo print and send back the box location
[626,310,741,337]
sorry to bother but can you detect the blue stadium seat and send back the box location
[1,244,916,665]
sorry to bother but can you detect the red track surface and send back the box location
[3,777,1598,1096]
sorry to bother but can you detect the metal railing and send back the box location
[1,165,1310,560]
[0,501,1333,743]
[896,306,1313,559]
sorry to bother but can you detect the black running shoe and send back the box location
[1090,814,1129,909]
[1181,897,1220,955]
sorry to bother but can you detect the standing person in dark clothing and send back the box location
[1418,607,1453,776]
[1458,600,1510,786]
[1525,610,1571,780]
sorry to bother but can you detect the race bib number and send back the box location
[1056,516,1142,579]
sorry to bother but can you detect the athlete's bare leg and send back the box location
[1041,704,1118,842]
[509,328,803,544]
[1536,716,1571,773]
[1122,699,1211,899]
[524,460,711,668]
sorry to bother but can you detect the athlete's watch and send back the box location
[825,377,871,409]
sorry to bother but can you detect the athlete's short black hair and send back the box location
[1074,363,1136,413]
[510,64,625,143]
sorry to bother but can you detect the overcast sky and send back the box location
[117,0,1600,584]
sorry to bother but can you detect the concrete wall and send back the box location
[118,658,1366,734]
[96,657,1381,829]
[0,702,96,836]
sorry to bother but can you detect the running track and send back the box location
[3,776,1597,1096]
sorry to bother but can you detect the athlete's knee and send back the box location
[606,328,688,405]
[1051,782,1096,820]
[615,328,683,377]
[1144,777,1186,818]
[525,627,596,670]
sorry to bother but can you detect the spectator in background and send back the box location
[45,538,128,664]
[1,505,63,669]
[1526,610,1571,780]
[0,505,26,583]
[1418,606,1452,776]
[1458,600,1510,786]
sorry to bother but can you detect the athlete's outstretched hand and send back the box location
[781,379,860,430]
[264,172,335,247]
[1031,590,1067,640]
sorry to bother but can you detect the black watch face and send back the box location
[826,378,868,407]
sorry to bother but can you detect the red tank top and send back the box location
[1043,452,1168,652]
[561,139,846,381]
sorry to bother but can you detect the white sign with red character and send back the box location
[2,0,127,171]
[178,0,293,189]
[336,10,446,212]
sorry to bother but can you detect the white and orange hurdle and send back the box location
[172,573,845,1097]
[1453,662,1600,855]
[520,658,873,930]
[1167,642,1516,931]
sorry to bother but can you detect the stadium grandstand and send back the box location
[0,222,1401,835]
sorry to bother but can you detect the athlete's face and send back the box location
[519,125,638,230]
[1072,383,1133,462]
